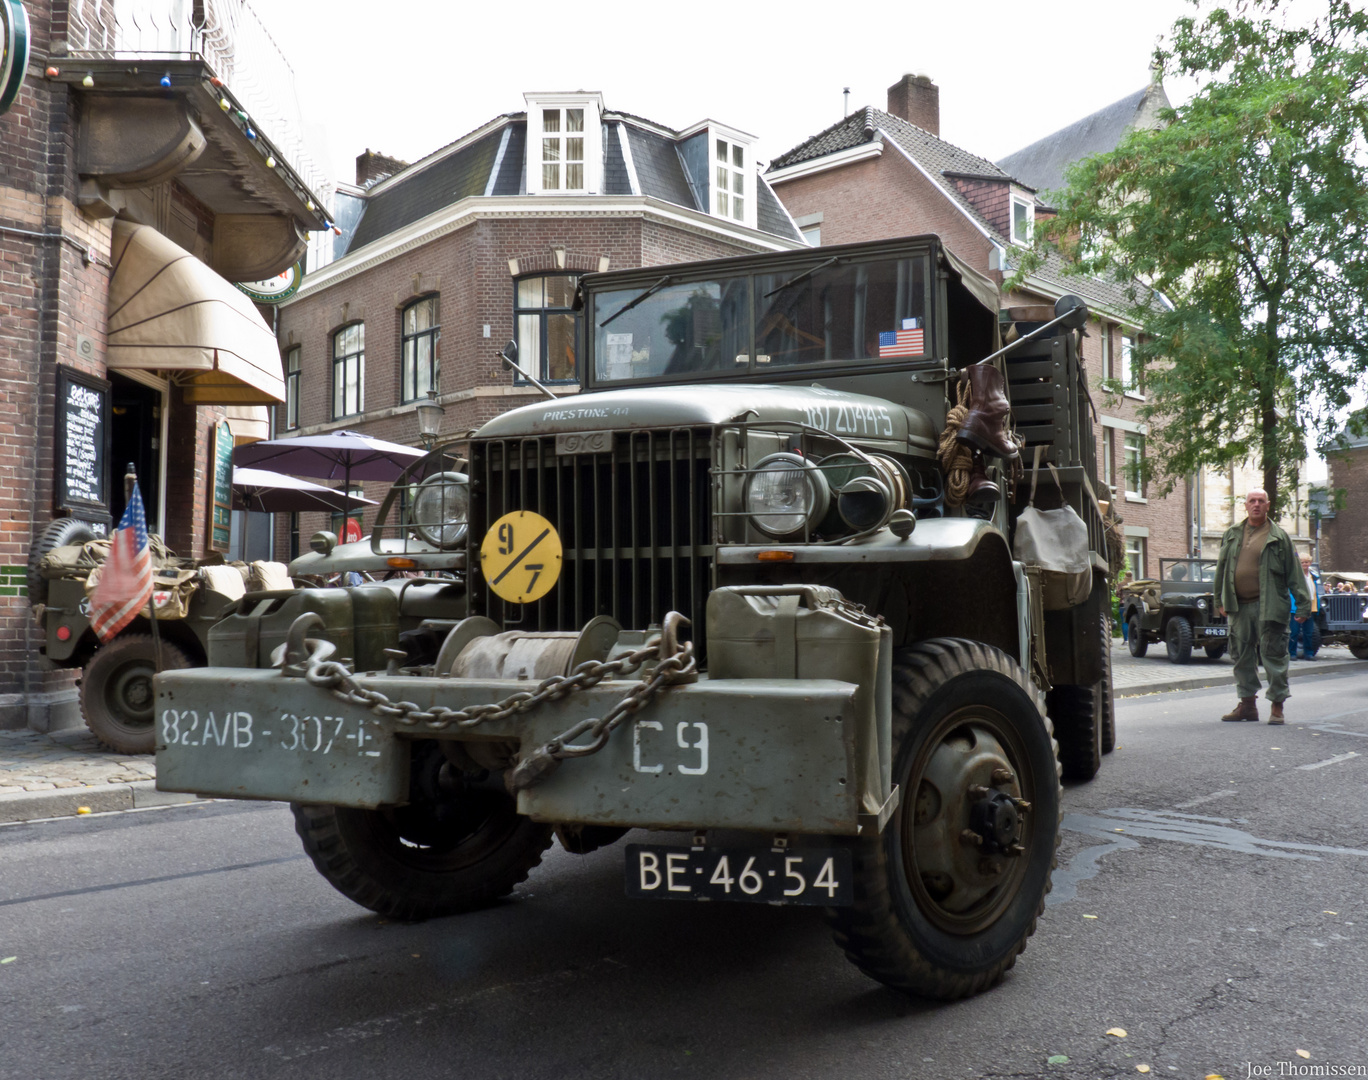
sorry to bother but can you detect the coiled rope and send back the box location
[938,375,974,507]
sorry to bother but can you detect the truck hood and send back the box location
[474,384,939,453]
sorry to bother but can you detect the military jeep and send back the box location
[1121,557,1229,663]
[155,236,1115,1000]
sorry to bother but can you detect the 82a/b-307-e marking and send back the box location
[160,709,382,756]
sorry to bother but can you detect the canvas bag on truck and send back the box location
[1013,445,1092,610]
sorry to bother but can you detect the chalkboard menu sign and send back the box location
[209,419,234,552]
[54,365,111,525]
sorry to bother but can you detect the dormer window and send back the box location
[542,108,585,191]
[1010,195,1034,245]
[525,93,604,195]
[714,137,746,222]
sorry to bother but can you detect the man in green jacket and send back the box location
[1214,489,1312,724]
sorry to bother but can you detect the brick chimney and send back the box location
[355,149,408,188]
[887,74,939,136]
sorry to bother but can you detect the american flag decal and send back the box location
[89,481,154,642]
[878,327,925,357]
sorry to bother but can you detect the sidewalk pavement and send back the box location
[2,645,1365,825]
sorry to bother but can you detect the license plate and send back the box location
[1205,627,1227,637]
[625,844,853,906]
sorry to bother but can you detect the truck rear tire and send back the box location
[27,518,97,607]
[1165,617,1193,664]
[292,742,553,921]
[80,634,192,754]
[1127,615,1147,657]
[1047,613,1114,780]
[827,638,1061,1000]
[1099,614,1116,754]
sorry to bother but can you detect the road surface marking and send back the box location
[1174,790,1239,809]
[1297,751,1360,771]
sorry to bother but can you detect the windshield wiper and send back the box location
[762,256,841,299]
[599,275,673,328]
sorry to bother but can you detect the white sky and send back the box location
[259,0,1354,479]
[262,0,1201,185]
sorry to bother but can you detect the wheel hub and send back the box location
[967,789,1021,854]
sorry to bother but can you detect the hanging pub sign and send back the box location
[209,419,234,552]
[235,262,302,305]
[54,365,111,530]
[0,1,31,117]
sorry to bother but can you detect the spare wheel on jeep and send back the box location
[27,518,97,606]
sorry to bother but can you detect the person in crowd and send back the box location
[1214,489,1311,724]
[1290,554,1320,660]
[1117,571,1133,642]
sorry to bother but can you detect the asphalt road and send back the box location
[2,671,1366,1080]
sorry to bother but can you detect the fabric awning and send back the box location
[107,220,285,405]
[225,405,271,443]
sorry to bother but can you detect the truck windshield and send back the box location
[591,254,929,383]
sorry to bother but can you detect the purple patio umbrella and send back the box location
[231,468,380,514]
[232,430,426,495]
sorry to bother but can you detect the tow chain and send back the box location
[277,611,697,791]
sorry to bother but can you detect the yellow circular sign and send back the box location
[479,511,563,604]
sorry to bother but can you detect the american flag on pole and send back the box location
[89,480,153,642]
[878,325,925,357]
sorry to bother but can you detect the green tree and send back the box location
[1014,0,1368,514]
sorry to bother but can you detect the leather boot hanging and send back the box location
[956,362,1020,461]
[965,455,999,505]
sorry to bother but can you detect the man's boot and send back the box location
[965,458,999,505]
[956,363,1020,461]
[1268,701,1285,725]
[1221,697,1259,722]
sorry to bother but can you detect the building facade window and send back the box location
[801,224,821,247]
[331,488,365,540]
[1102,428,1114,496]
[542,107,585,191]
[714,136,747,222]
[1124,431,1145,499]
[1099,322,1112,381]
[1125,535,1147,581]
[288,512,300,562]
[401,296,439,403]
[332,323,365,419]
[1010,196,1034,245]
[515,274,580,383]
[1120,333,1140,394]
[283,346,300,430]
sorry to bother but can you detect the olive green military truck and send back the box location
[155,236,1115,1000]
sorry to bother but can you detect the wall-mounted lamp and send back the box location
[415,389,445,450]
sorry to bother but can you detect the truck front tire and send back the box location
[1165,617,1193,664]
[80,634,192,754]
[292,742,553,921]
[827,638,1061,999]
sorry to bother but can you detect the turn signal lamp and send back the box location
[756,550,795,562]
[387,557,418,569]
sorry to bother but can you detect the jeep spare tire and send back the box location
[27,518,97,607]
[80,634,192,754]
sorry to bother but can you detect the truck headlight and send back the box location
[411,471,469,550]
[1197,598,1207,611]
[745,453,829,537]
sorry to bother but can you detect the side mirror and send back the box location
[499,340,518,368]
[1054,294,1089,330]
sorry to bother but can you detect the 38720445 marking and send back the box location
[159,709,380,756]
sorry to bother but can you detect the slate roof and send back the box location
[340,108,801,254]
[996,83,1170,196]
[768,105,1138,315]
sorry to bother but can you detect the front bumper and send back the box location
[155,667,896,836]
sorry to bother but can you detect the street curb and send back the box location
[0,780,203,825]
[1117,658,1368,698]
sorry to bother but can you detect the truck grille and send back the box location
[1321,591,1367,628]
[468,429,715,656]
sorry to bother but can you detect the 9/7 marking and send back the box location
[479,510,562,604]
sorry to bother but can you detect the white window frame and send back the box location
[1102,428,1113,497]
[1120,333,1143,398]
[1123,431,1145,501]
[1010,194,1034,245]
[1099,322,1112,381]
[525,93,603,195]
[1125,535,1146,581]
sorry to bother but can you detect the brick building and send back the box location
[272,91,804,555]
[1320,425,1368,573]
[765,74,1194,580]
[0,0,326,730]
